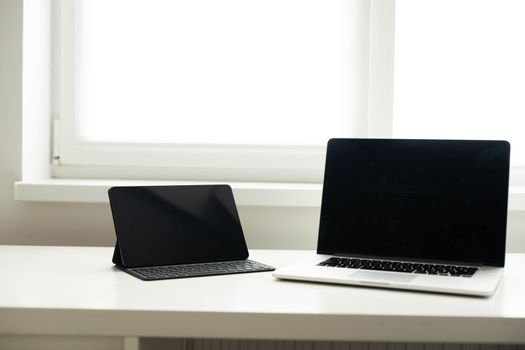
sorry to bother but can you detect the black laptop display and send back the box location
[109,185,274,280]
[317,138,510,266]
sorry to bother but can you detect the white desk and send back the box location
[0,245,524,344]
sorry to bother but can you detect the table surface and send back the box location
[1,245,524,343]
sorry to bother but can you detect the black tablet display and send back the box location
[109,185,249,267]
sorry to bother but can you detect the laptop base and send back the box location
[274,254,503,297]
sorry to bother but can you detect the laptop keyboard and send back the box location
[318,257,478,277]
[128,259,275,280]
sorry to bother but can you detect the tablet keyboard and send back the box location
[126,259,275,280]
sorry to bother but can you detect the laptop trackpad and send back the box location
[350,270,416,284]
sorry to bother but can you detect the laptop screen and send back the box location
[109,185,248,267]
[317,139,510,267]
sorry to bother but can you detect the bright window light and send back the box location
[393,0,525,166]
[74,0,367,146]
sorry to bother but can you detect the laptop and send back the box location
[274,138,510,296]
[109,184,274,280]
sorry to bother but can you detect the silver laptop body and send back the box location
[274,139,510,297]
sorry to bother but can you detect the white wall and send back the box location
[0,0,318,249]
[1,0,524,252]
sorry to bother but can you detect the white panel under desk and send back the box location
[137,339,525,350]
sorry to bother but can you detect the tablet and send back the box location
[109,185,249,267]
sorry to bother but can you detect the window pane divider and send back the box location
[367,0,396,138]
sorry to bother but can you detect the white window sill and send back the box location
[13,179,525,210]
[13,179,323,207]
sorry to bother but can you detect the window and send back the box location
[53,0,525,186]
[54,0,380,182]
[393,0,525,180]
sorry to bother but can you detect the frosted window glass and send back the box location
[394,0,525,166]
[74,0,367,146]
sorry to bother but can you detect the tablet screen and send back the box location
[109,185,248,267]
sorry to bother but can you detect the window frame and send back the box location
[52,0,396,183]
[16,0,525,209]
